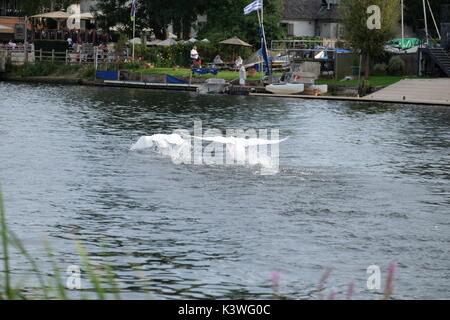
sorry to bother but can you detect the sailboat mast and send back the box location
[423,0,429,45]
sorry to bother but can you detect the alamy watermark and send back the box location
[131,121,286,175]
[367,5,381,30]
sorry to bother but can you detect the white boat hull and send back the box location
[266,83,304,95]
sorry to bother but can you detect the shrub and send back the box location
[18,61,60,77]
[387,56,405,76]
[358,79,372,96]
[373,63,388,76]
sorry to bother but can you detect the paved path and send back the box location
[364,79,450,105]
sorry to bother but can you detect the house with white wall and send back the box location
[281,0,345,39]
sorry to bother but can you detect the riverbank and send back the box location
[2,63,449,106]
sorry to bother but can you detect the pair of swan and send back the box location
[130,134,287,151]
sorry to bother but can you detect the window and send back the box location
[282,23,295,37]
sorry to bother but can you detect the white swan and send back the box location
[130,134,186,151]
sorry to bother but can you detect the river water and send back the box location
[0,82,448,299]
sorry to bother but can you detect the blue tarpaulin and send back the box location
[192,68,219,76]
[166,75,188,84]
[96,71,119,80]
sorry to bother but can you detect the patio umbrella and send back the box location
[31,11,72,31]
[219,36,252,62]
[30,11,71,19]
[219,36,252,47]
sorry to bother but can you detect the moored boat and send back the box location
[265,83,305,95]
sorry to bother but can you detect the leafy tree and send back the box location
[197,0,285,45]
[340,0,400,78]
[20,0,76,15]
[404,0,447,37]
[94,0,131,33]
[95,0,209,40]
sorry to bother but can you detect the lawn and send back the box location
[316,76,422,87]
[131,67,264,81]
[130,69,424,88]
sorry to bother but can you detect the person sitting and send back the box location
[213,55,223,63]
[212,55,223,69]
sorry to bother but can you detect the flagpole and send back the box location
[401,0,404,50]
[132,18,136,60]
[423,0,429,45]
[259,1,270,75]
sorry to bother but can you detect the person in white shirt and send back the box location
[8,40,16,49]
[234,56,243,70]
[190,46,200,62]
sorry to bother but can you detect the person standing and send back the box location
[190,46,199,62]
[234,56,243,70]
[239,65,246,86]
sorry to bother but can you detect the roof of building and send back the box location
[316,4,341,21]
[283,0,341,21]
[283,0,322,20]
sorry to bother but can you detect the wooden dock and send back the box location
[364,79,450,105]
[250,79,450,106]
[101,80,200,91]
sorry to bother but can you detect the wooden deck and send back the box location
[250,79,450,106]
[364,79,450,105]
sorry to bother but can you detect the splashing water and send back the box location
[130,134,287,174]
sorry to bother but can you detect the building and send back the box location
[281,0,345,39]
[0,0,25,41]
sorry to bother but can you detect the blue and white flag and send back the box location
[244,0,262,15]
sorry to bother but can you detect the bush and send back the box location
[358,79,372,96]
[373,63,388,76]
[139,42,252,68]
[387,56,405,76]
[18,61,60,77]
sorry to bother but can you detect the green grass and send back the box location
[316,76,424,87]
[131,67,264,81]
[0,184,120,300]
[11,62,96,80]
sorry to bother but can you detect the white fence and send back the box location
[0,46,125,69]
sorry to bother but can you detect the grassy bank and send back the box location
[10,62,96,80]
[316,76,424,87]
[130,67,265,82]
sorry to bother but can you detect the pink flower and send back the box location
[383,262,397,300]
[346,282,356,300]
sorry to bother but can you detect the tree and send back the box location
[20,0,76,15]
[95,0,209,40]
[404,0,447,37]
[340,0,400,78]
[197,0,285,45]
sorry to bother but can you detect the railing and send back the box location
[0,46,128,69]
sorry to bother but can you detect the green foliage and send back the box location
[372,63,388,76]
[340,0,400,56]
[340,0,400,78]
[34,40,68,53]
[19,0,74,15]
[12,62,96,80]
[1,185,121,300]
[135,42,251,68]
[18,62,60,77]
[404,0,447,36]
[197,0,285,45]
[358,79,372,96]
[387,55,405,76]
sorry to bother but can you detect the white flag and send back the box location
[244,0,262,15]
